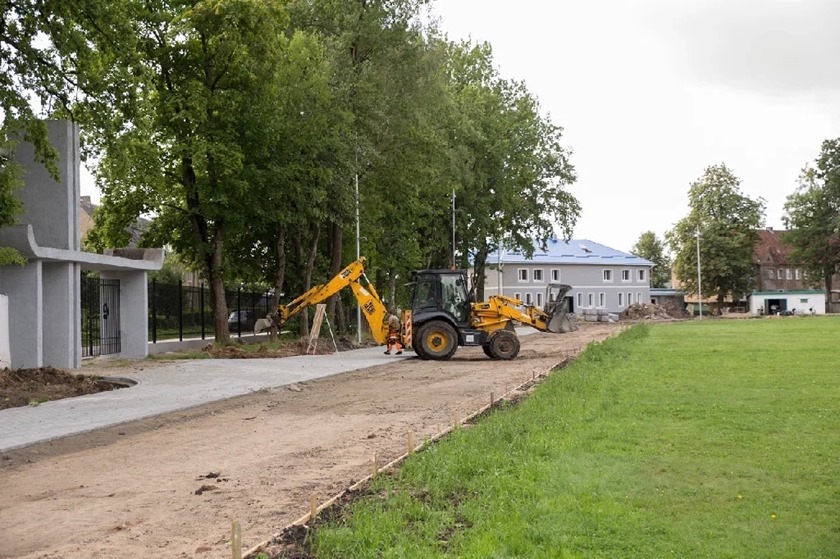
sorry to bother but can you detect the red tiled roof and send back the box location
[754,228,792,266]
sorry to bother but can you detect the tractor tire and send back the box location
[413,335,429,360]
[489,329,520,360]
[417,320,459,361]
[482,344,497,359]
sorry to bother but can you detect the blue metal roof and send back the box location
[488,239,654,266]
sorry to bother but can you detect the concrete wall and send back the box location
[0,295,10,369]
[15,120,81,251]
[101,270,149,358]
[0,263,44,368]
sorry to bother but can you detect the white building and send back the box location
[478,238,654,314]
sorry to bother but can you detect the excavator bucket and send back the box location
[544,284,577,333]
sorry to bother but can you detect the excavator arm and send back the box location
[267,257,391,344]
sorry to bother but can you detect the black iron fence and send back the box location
[148,280,273,343]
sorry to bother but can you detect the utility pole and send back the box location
[451,189,456,268]
[355,157,362,342]
[696,226,703,319]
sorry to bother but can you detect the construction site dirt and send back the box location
[0,323,620,559]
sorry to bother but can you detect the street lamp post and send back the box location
[451,189,456,268]
[696,226,703,319]
[355,159,362,343]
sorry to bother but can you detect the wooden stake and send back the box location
[453,411,458,430]
[407,430,414,454]
[309,494,317,523]
[231,519,242,559]
[490,392,494,408]
[372,453,377,477]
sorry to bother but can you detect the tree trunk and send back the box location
[299,221,321,339]
[473,246,489,302]
[326,222,343,330]
[825,273,833,314]
[182,155,229,343]
[203,220,228,343]
[388,269,397,311]
[717,290,726,316]
[268,226,287,341]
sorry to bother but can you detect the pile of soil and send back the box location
[621,301,688,320]
[202,336,370,359]
[0,367,117,410]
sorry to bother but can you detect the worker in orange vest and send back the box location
[384,312,403,355]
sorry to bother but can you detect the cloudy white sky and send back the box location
[431,0,840,253]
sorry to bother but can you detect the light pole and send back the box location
[355,157,362,343]
[696,226,702,319]
[451,189,456,268]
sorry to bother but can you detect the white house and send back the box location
[748,290,826,316]
[477,238,654,314]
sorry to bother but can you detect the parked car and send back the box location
[227,310,257,332]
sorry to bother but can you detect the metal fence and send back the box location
[148,280,273,343]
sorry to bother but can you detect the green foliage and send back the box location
[783,139,840,302]
[666,164,765,309]
[309,319,840,558]
[631,230,672,288]
[444,41,579,296]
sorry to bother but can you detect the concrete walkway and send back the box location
[0,346,411,453]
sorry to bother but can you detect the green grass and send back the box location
[303,318,840,558]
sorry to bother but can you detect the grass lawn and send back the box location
[298,318,840,558]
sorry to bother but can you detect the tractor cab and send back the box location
[409,269,471,326]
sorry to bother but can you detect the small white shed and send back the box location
[749,290,826,316]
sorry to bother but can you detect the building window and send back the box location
[598,292,605,307]
[618,292,624,307]
[795,269,802,280]
[588,293,594,306]
[786,268,793,280]
[536,292,543,307]
[576,292,583,307]
[518,268,528,282]
[777,269,783,280]
[766,269,774,279]
[638,269,646,282]
[637,292,642,304]
[800,298,809,304]
[525,293,532,305]
[551,269,560,282]
[533,269,544,282]
[603,269,613,282]
[628,292,633,304]
[621,269,630,282]
[514,292,521,303]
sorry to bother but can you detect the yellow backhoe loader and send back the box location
[261,257,575,361]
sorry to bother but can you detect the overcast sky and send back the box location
[80,1,840,254]
[431,0,840,253]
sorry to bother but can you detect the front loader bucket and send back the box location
[546,305,575,333]
[544,284,576,333]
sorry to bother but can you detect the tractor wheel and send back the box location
[413,335,429,360]
[482,344,497,359]
[489,330,520,360]
[417,320,459,361]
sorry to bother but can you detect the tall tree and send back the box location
[631,231,671,288]
[446,41,578,299]
[782,139,840,311]
[78,0,296,343]
[666,164,765,313]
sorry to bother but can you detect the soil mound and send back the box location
[0,367,117,410]
[621,301,689,320]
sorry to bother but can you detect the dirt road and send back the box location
[0,324,619,559]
